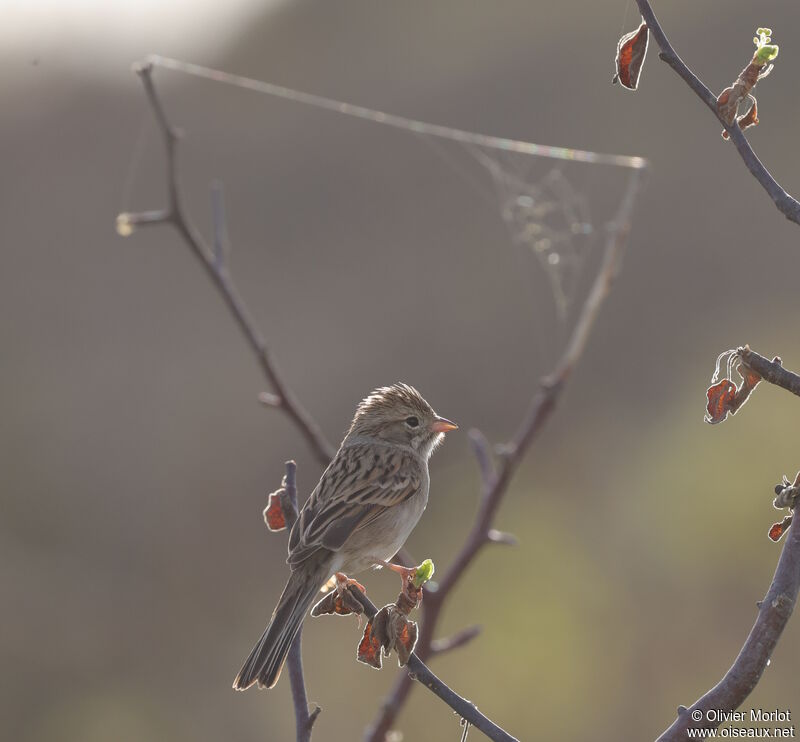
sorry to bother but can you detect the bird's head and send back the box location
[348,383,457,458]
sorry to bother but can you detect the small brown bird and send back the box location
[233,383,457,690]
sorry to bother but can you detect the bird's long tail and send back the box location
[233,561,329,690]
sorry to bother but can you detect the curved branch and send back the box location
[364,167,645,742]
[633,0,800,225]
[656,497,800,740]
[121,62,335,466]
[659,350,800,738]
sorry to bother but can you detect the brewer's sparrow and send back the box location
[233,383,457,690]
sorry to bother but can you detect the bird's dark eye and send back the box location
[405,416,419,428]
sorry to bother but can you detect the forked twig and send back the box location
[120,62,335,466]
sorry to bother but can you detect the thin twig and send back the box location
[656,494,800,740]
[210,180,227,271]
[467,429,497,492]
[364,166,645,741]
[429,626,483,658]
[278,462,322,742]
[347,588,518,742]
[122,62,335,466]
[633,0,800,225]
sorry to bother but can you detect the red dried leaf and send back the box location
[310,587,364,618]
[705,379,737,424]
[393,618,419,666]
[740,365,762,393]
[357,620,383,669]
[768,511,794,542]
[263,491,286,531]
[769,521,786,542]
[614,21,649,91]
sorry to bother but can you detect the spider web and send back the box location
[470,147,594,320]
[128,55,646,331]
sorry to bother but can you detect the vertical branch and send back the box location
[364,167,645,741]
[280,462,322,742]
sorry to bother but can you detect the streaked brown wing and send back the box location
[287,445,420,567]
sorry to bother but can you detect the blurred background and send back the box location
[3,1,800,740]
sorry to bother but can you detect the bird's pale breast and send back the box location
[338,469,429,574]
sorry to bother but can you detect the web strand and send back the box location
[145,55,647,170]
[135,53,646,343]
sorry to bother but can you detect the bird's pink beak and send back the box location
[430,416,458,433]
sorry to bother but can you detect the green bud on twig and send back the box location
[412,559,435,589]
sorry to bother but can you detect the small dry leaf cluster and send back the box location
[613,22,779,142]
[704,348,764,425]
[357,578,424,669]
[311,567,432,670]
[717,29,779,140]
[702,348,798,542]
[769,473,800,542]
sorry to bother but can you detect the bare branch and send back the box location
[656,493,800,740]
[486,530,517,547]
[633,0,800,226]
[122,62,335,465]
[364,166,645,742]
[210,180,227,271]
[347,588,518,742]
[739,347,800,399]
[272,461,321,742]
